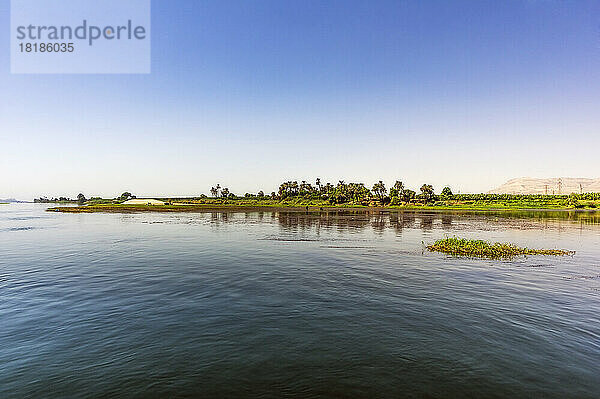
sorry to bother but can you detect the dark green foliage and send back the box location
[441,187,453,199]
[119,192,133,201]
[419,184,435,203]
[371,181,387,202]
[389,181,404,199]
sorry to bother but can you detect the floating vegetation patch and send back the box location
[427,237,574,258]
[563,275,600,280]
[261,237,320,242]
[319,246,375,249]
[3,227,36,232]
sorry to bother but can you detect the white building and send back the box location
[122,199,166,205]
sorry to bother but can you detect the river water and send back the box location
[1,204,599,398]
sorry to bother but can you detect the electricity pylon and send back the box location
[558,178,563,195]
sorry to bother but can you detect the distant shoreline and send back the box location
[46,204,600,214]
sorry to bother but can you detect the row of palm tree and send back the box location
[211,179,448,205]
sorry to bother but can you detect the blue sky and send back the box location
[1,0,599,199]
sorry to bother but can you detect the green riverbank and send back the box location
[47,201,600,213]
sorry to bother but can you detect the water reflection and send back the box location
[202,209,600,235]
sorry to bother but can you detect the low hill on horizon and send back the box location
[488,177,600,195]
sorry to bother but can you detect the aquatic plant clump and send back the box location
[427,237,574,258]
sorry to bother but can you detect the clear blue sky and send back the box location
[1,0,599,199]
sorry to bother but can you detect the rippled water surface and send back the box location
[1,204,599,398]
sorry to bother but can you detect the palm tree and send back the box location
[390,181,404,200]
[325,183,333,194]
[372,180,387,201]
[440,186,453,199]
[420,184,434,202]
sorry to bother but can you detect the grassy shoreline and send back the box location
[46,202,600,213]
[47,204,369,213]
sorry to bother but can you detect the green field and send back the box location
[47,197,600,213]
